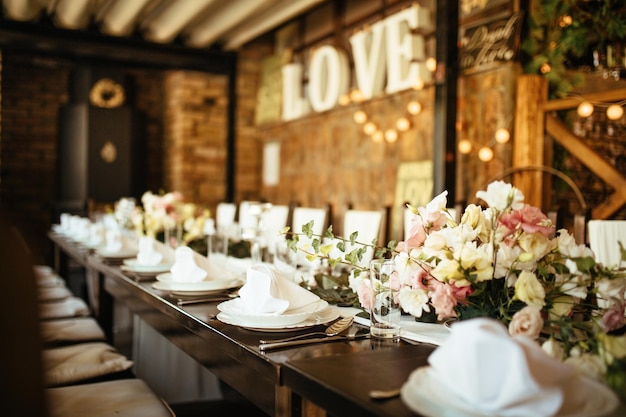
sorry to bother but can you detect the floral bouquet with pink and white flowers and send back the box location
[288,180,626,399]
[131,191,210,245]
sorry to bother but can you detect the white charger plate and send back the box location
[400,366,619,417]
[121,259,173,275]
[217,298,328,327]
[217,305,339,331]
[154,273,243,293]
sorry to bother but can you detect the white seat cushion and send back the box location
[40,317,106,345]
[39,297,90,320]
[42,342,133,387]
[47,379,174,417]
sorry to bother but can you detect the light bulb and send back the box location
[396,117,411,131]
[478,147,493,161]
[407,101,422,115]
[350,89,364,103]
[458,139,472,154]
[385,129,398,143]
[338,94,351,106]
[353,110,367,124]
[495,128,510,143]
[412,78,425,90]
[606,104,624,121]
[372,130,383,143]
[363,122,377,135]
[426,57,437,72]
[577,101,594,118]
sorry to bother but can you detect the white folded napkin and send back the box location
[169,246,207,282]
[104,229,123,253]
[237,264,320,315]
[136,236,163,266]
[425,318,573,417]
[88,223,104,246]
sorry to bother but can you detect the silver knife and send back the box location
[259,332,370,351]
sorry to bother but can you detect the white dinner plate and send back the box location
[217,298,328,327]
[121,259,173,275]
[216,305,339,331]
[400,366,619,417]
[96,248,138,259]
[154,273,243,294]
[151,281,239,296]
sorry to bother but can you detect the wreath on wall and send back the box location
[522,0,626,98]
[89,78,126,108]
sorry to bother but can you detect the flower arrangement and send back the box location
[287,180,626,399]
[131,191,210,245]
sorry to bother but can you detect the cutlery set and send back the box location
[258,316,370,351]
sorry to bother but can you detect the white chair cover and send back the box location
[338,209,385,268]
[291,206,328,267]
[588,220,626,268]
[260,205,290,255]
[215,202,237,232]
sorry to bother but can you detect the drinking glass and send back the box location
[274,237,298,281]
[368,259,401,340]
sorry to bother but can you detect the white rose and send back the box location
[542,338,565,359]
[476,181,525,211]
[425,190,448,213]
[509,305,543,339]
[565,351,606,382]
[398,287,431,317]
[514,270,546,308]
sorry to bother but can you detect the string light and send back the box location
[372,130,384,143]
[407,101,422,115]
[606,104,624,121]
[385,129,398,143]
[353,110,367,124]
[363,122,377,135]
[478,146,494,162]
[396,117,411,131]
[495,128,510,144]
[577,101,594,117]
[458,139,472,154]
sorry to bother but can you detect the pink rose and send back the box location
[508,305,544,339]
[397,218,427,252]
[429,280,458,320]
[602,304,625,332]
[500,204,553,237]
[356,279,374,310]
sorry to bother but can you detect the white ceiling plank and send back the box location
[53,0,96,29]
[142,0,217,43]
[221,0,325,50]
[99,0,155,36]
[2,0,46,21]
[184,0,274,48]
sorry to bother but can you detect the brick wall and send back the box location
[162,70,229,213]
[0,52,70,263]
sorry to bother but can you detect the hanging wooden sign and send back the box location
[459,12,522,73]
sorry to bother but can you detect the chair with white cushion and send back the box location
[215,202,237,233]
[588,220,626,268]
[47,379,175,417]
[259,204,290,256]
[291,205,329,267]
[336,208,387,268]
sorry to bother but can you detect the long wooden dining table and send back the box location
[49,230,626,417]
[49,230,436,417]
